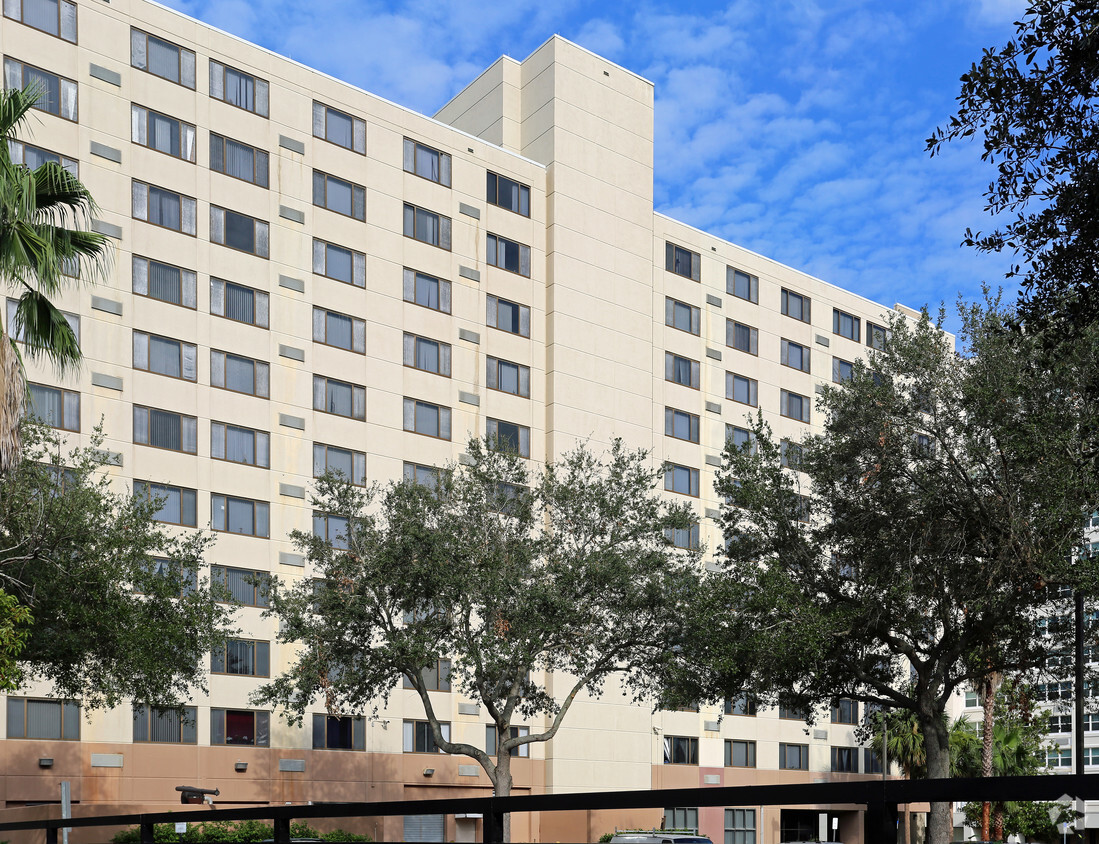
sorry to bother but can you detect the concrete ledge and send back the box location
[89,63,121,86]
[90,220,122,240]
[90,141,121,163]
[458,203,480,219]
[279,205,305,224]
[458,391,480,406]
[91,295,122,315]
[279,552,305,567]
[279,135,305,154]
[91,372,123,391]
[279,414,305,430]
[458,266,480,282]
[458,328,480,343]
[279,275,305,293]
[279,344,305,362]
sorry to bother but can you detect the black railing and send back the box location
[1,774,1097,844]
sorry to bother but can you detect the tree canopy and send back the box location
[669,301,1099,844]
[928,0,1099,336]
[0,420,233,707]
[255,438,701,840]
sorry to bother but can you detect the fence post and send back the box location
[140,822,154,844]
[45,827,57,844]
[274,816,291,844]
[484,801,504,844]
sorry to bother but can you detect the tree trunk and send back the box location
[0,335,25,474]
[981,675,995,841]
[992,804,1003,841]
[493,749,513,843]
[921,709,953,844]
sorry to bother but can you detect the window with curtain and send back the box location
[6,698,80,739]
[664,736,699,764]
[487,357,530,397]
[664,464,699,497]
[313,513,349,550]
[313,171,365,220]
[665,242,700,280]
[486,233,530,276]
[210,279,267,327]
[486,295,530,336]
[403,269,450,313]
[211,639,269,676]
[27,382,78,431]
[833,308,861,341]
[781,339,811,373]
[211,708,270,746]
[211,565,270,607]
[211,351,269,397]
[404,398,450,440]
[782,288,811,322]
[132,705,197,743]
[313,444,366,486]
[133,256,196,308]
[724,739,756,768]
[9,140,78,175]
[403,138,451,186]
[727,320,759,355]
[403,203,451,250]
[5,0,78,42]
[147,185,181,229]
[209,61,268,116]
[210,134,268,187]
[211,422,269,467]
[665,297,700,335]
[486,171,530,216]
[313,376,365,420]
[211,494,269,537]
[4,60,77,120]
[313,101,365,153]
[486,419,530,458]
[728,267,759,303]
[664,353,699,389]
[313,714,365,750]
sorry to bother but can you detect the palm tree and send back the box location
[0,85,109,471]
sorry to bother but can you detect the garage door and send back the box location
[404,814,445,842]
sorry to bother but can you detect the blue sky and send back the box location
[161,0,1028,333]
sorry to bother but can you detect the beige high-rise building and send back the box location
[0,1,922,841]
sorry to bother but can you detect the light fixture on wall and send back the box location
[235,761,248,773]
[422,768,435,777]
[38,758,53,768]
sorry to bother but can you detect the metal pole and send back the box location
[1076,589,1085,777]
[60,781,70,844]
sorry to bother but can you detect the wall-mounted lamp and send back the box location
[38,758,53,768]
[235,761,248,773]
[422,768,435,777]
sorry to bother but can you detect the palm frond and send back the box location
[9,291,80,375]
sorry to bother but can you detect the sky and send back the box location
[159,0,1030,336]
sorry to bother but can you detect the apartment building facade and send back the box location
[0,1,920,841]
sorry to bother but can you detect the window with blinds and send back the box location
[27,382,78,431]
[314,444,366,486]
[403,138,451,186]
[403,398,450,440]
[403,204,451,250]
[4,0,77,42]
[211,422,269,467]
[133,331,197,381]
[209,61,269,116]
[133,406,197,454]
[131,105,195,161]
[132,705,197,743]
[313,307,365,353]
[210,134,269,187]
[210,206,269,257]
[132,256,196,308]
[211,494,269,538]
[132,181,197,235]
[211,279,268,327]
[211,639,269,676]
[7,698,79,740]
[313,239,365,287]
[130,28,195,88]
[3,59,77,120]
[313,376,365,420]
[211,350,269,398]
[134,481,197,527]
[211,566,270,607]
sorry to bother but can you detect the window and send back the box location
[212,423,269,468]
[132,181,197,235]
[1048,747,1072,768]
[131,29,195,87]
[663,736,699,764]
[725,809,756,844]
[831,746,857,772]
[132,331,197,381]
[725,693,757,716]
[487,418,531,458]
[665,297,701,335]
[210,134,269,187]
[780,390,811,423]
[3,59,77,120]
[1050,715,1072,733]
[665,242,700,281]
[403,203,451,250]
[864,748,883,774]
[133,481,197,527]
[781,289,811,323]
[313,307,365,353]
[487,357,530,397]
[210,207,269,257]
[8,140,77,176]
[486,233,530,276]
[1085,714,1099,731]
[211,279,269,328]
[665,525,700,550]
[211,351,269,398]
[133,406,197,454]
[312,101,365,153]
[403,659,451,691]
[211,566,270,607]
[313,239,366,287]
[779,743,809,770]
[725,739,756,768]
[1084,748,1099,766]
[728,268,758,303]
[134,558,196,597]
[665,408,700,443]
[312,170,365,220]
[726,372,758,407]
[665,464,699,497]
[4,0,77,41]
[780,440,803,471]
[830,699,858,723]
[211,495,269,538]
[403,720,450,753]
[781,339,810,373]
[211,709,269,746]
[404,333,452,376]
[211,639,270,676]
[964,689,979,707]
[833,308,861,341]
[314,376,366,420]
[403,138,451,185]
[727,320,759,355]
[132,704,197,743]
[487,295,531,337]
[6,698,79,739]
[487,725,530,757]
[403,398,451,440]
[779,702,808,720]
[404,269,451,313]
[314,444,366,486]
[311,514,349,551]
[665,808,698,831]
[6,299,79,347]
[665,353,700,389]
[27,383,78,431]
[313,714,365,750]
[132,256,196,308]
[209,61,269,116]
[404,462,443,489]
[131,105,195,161]
[1037,681,1073,701]
[867,321,888,350]
[833,357,853,383]
[727,425,757,454]
[486,171,530,216]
